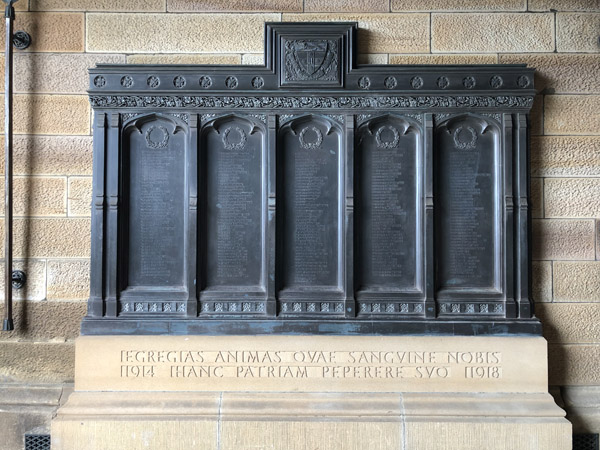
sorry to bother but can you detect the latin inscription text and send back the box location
[119,349,502,380]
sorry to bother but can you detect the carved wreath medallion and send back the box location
[384,76,397,89]
[375,126,400,149]
[222,126,247,150]
[199,76,212,88]
[490,75,503,89]
[463,76,476,89]
[453,126,478,150]
[437,76,450,89]
[517,75,530,88]
[299,126,323,149]
[145,126,169,149]
[410,76,423,90]
[173,76,186,88]
[358,76,371,89]
[147,76,160,88]
[225,76,238,89]
[120,75,134,88]
[284,39,339,82]
[251,76,264,89]
[93,76,106,88]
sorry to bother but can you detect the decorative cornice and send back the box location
[90,94,534,110]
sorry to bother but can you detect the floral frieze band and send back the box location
[90,94,534,109]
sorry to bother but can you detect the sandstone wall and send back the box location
[0,0,598,444]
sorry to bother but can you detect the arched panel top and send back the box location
[279,114,343,137]
[358,114,422,135]
[123,113,188,136]
[201,113,266,137]
[436,113,500,138]
[357,114,421,148]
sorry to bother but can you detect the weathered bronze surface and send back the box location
[83,22,539,336]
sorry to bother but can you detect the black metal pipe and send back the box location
[2,0,16,331]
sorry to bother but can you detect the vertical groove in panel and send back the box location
[89,112,106,317]
[105,112,120,318]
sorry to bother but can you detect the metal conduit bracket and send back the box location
[12,270,25,289]
[13,30,31,50]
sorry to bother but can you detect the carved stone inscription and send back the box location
[120,348,502,381]
[203,118,263,288]
[356,117,420,292]
[76,336,546,392]
[127,119,185,287]
[279,117,340,290]
[435,116,498,290]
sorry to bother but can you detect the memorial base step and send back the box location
[51,335,571,450]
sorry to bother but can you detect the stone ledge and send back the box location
[0,383,69,450]
[52,391,571,450]
[562,385,600,433]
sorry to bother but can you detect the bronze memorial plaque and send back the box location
[84,22,537,336]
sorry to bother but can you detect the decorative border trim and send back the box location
[90,95,534,109]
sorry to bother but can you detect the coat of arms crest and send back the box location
[283,39,339,83]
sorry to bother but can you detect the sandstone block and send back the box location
[545,178,600,218]
[242,54,264,65]
[74,335,549,393]
[221,421,400,450]
[557,13,600,52]
[1,300,85,340]
[390,53,497,64]
[0,135,93,176]
[0,177,67,217]
[67,177,92,217]
[127,54,241,64]
[11,13,84,52]
[0,218,91,258]
[282,13,430,53]
[168,0,301,12]
[597,220,600,260]
[554,261,600,301]
[530,95,543,136]
[14,95,90,135]
[561,385,600,434]
[0,259,46,301]
[306,0,388,12]
[532,219,595,260]
[549,344,600,385]
[47,259,90,300]
[531,177,543,218]
[432,13,554,53]
[30,0,165,11]
[15,53,125,94]
[537,303,600,344]
[0,384,63,450]
[86,13,280,53]
[530,0,600,11]
[404,421,570,450]
[532,261,552,302]
[53,417,218,450]
[499,53,600,94]
[357,54,388,64]
[242,52,390,65]
[392,0,525,10]
[545,95,600,136]
[544,95,600,135]
[531,136,600,177]
[0,341,75,383]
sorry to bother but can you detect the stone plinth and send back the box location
[51,335,571,450]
